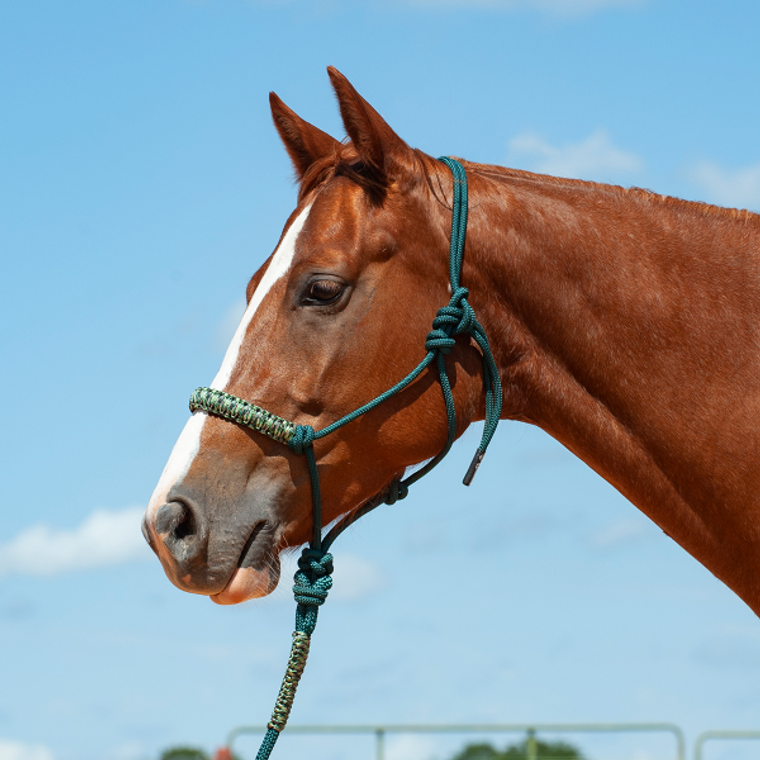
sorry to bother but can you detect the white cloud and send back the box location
[0,507,150,579]
[402,0,643,15]
[102,741,149,760]
[0,739,54,760]
[688,160,760,212]
[385,734,438,760]
[591,518,648,549]
[331,553,385,599]
[508,129,642,183]
[278,551,384,601]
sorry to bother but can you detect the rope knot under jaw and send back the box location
[293,547,333,635]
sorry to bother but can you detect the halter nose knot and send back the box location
[288,424,316,455]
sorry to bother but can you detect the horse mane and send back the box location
[297,145,760,227]
[467,161,760,225]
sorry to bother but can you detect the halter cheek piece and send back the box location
[188,158,502,760]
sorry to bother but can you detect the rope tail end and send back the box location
[463,448,485,486]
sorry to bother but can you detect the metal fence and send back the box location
[694,730,760,760]
[227,722,686,760]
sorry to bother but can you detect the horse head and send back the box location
[142,68,487,605]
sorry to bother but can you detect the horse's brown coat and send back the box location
[143,68,760,615]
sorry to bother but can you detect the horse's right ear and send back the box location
[269,92,341,181]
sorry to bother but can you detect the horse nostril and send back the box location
[155,501,195,538]
[154,500,204,563]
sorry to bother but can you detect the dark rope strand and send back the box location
[304,446,321,550]
[254,728,279,760]
[439,157,502,482]
[312,353,436,441]
[440,157,468,289]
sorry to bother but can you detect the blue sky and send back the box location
[2,1,760,760]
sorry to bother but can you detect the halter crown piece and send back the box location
[188,158,503,760]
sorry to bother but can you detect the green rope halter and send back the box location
[188,158,503,760]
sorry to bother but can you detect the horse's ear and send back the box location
[269,91,341,181]
[327,66,413,187]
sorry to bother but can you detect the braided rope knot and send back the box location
[293,548,333,634]
[449,287,476,334]
[425,287,476,355]
[288,424,316,455]
[424,327,456,354]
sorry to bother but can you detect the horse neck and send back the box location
[458,163,760,614]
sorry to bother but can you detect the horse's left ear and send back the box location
[327,66,415,187]
[270,91,342,181]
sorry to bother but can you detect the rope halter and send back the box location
[187,158,503,760]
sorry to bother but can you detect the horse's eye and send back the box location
[306,279,343,303]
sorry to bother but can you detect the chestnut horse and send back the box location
[143,67,760,618]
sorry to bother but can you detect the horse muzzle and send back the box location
[142,490,282,604]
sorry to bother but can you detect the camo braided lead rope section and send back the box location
[187,158,503,760]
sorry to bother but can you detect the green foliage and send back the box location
[451,737,586,760]
[159,747,210,760]
[451,743,503,760]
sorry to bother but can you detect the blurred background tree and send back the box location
[159,746,242,760]
[156,735,583,760]
[451,734,585,760]
[159,747,210,760]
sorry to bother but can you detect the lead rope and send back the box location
[188,158,503,760]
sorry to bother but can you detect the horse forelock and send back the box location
[296,143,437,206]
[297,148,385,204]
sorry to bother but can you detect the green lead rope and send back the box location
[188,158,503,760]
[254,549,333,760]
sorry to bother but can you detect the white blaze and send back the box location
[210,204,312,391]
[145,413,205,521]
[146,204,313,517]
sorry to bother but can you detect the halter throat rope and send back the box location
[188,157,503,760]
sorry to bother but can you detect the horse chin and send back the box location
[211,560,281,605]
[208,513,284,604]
